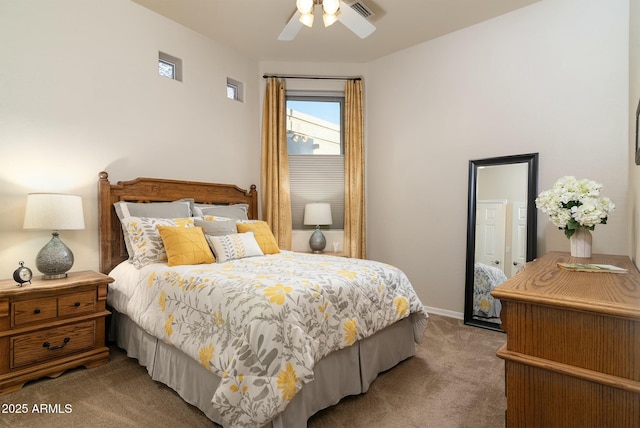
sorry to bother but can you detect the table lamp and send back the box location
[303,203,332,253]
[23,193,85,279]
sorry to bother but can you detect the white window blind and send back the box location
[289,155,344,230]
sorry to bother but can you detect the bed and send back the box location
[98,172,428,428]
[472,263,506,321]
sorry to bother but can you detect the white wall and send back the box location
[0,0,260,276]
[366,0,630,313]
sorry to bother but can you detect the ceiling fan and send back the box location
[278,0,376,41]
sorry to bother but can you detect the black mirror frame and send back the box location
[463,153,539,332]
[635,98,640,166]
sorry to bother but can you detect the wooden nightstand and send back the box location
[299,251,348,257]
[0,270,113,394]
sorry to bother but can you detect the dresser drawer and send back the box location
[58,290,96,317]
[11,321,96,368]
[12,297,57,326]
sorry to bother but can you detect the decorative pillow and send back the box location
[120,216,195,268]
[206,232,264,263]
[236,221,280,254]
[193,204,249,220]
[157,226,215,266]
[114,201,192,259]
[194,219,237,236]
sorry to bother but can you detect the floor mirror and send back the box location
[464,153,538,331]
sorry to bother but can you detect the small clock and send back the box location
[13,261,33,286]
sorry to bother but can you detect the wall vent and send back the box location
[347,1,374,19]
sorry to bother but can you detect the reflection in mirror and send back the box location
[464,153,538,332]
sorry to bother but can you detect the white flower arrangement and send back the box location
[535,176,615,238]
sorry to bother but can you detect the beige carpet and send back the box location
[0,314,506,427]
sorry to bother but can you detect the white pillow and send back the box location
[120,216,195,268]
[206,232,264,263]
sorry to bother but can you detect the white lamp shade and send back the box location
[23,193,85,231]
[303,203,332,226]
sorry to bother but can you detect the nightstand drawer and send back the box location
[11,320,95,368]
[13,297,57,326]
[58,290,96,317]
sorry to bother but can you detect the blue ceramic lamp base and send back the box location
[36,231,74,279]
[309,226,327,253]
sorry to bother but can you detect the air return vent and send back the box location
[347,1,374,19]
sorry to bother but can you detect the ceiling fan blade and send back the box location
[278,10,303,41]
[337,1,376,39]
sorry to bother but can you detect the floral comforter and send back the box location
[113,251,427,427]
[473,262,507,319]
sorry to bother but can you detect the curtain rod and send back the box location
[263,74,361,81]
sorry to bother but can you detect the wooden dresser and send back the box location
[491,251,640,427]
[0,270,112,394]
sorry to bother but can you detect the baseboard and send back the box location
[424,306,463,320]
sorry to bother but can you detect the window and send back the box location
[287,95,344,229]
[158,52,182,82]
[227,83,238,100]
[227,77,244,102]
[287,98,342,154]
[158,59,175,79]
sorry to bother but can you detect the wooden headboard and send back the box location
[98,171,258,274]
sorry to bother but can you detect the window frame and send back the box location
[286,93,345,230]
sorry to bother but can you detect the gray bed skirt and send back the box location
[109,311,418,428]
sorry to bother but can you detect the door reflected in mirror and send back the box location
[476,163,528,278]
[464,153,538,331]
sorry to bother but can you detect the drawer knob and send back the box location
[74,302,81,307]
[33,308,41,314]
[42,337,70,351]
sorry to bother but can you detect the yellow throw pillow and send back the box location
[236,221,280,254]
[157,226,215,266]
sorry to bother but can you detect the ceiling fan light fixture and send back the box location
[323,13,338,27]
[299,12,314,27]
[281,0,375,41]
[322,0,340,15]
[296,0,314,15]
